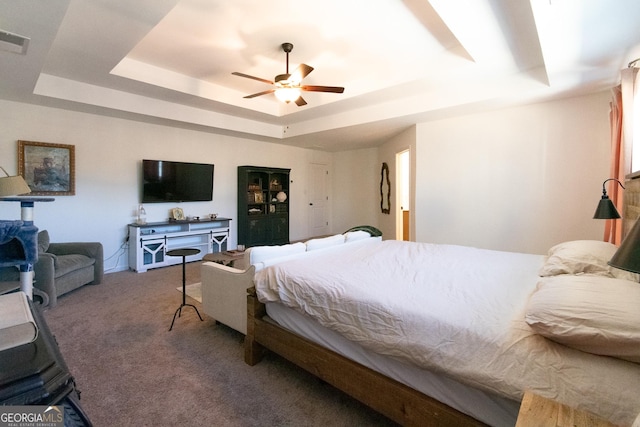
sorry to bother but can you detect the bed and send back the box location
[244,236,640,426]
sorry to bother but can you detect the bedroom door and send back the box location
[308,163,329,238]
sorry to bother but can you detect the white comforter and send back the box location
[255,239,640,425]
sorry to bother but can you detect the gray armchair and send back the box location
[34,230,103,307]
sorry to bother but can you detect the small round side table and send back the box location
[166,248,203,331]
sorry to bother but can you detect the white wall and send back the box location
[413,91,612,254]
[0,90,615,272]
[332,148,379,233]
[0,100,366,272]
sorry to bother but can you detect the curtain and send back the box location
[605,85,624,244]
[607,66,640,244]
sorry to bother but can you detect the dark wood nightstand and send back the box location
[516,391,619,427]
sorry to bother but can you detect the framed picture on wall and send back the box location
[18,140,75,196]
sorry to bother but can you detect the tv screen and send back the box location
[142,159,214,203]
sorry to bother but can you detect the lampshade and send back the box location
[0,166,31,197]
[593,178,624,219]
[594,197,621,219]
[275,87,301,103]
[609,219,640,274]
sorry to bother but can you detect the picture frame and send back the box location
[171,208,185,221]
[254,192,264,203]
[18,140,75,196]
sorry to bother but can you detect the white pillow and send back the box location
[305,234,345,251]
[525,275,640,363]
[249,242,306,265]
[344,230,370,242]
[538,240,639,281]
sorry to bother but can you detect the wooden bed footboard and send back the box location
[245,288,487,427]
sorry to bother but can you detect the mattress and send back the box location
[255,239,640,425]
[265,301,521,426]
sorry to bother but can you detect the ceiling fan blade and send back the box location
[301,85,345,94]
[244,89,275,99]
[232,72,274,85]
[295,96,307,107]
[291,64,314,82]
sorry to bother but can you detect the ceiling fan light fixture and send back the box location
[275,74,291,85]
[233,42,343,106]
[275,87,301,103]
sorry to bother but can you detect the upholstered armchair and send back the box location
[34,230,104,307]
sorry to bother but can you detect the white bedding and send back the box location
[265,301,521,426]
[255,239,640,425]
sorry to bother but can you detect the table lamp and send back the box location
[609,218,640,275]
[0,166,31,197]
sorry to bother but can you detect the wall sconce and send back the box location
[593,178,625,219]
[0,166,31,197]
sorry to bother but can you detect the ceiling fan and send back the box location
[232,42,344,106]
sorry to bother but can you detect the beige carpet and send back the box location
[177,282,202,302]
[42,263,396,427]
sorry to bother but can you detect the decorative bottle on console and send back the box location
[137,204,147,225]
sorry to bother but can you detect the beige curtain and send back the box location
[607,66,640,244]
[605,85,624,244]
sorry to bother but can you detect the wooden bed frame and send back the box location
[244,287,488,427]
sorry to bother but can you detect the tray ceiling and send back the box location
[1,0,640,151]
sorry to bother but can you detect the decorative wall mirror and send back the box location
[380,162,391,214]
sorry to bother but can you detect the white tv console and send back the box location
[128,218,230,273]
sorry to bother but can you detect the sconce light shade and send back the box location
[609,219,640,274]
[0,166,31,197]
[593,178,625,219]
[594,197,621,219]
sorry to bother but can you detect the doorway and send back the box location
[396,150,410,241]
[308,163,329,238]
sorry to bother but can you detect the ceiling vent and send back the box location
[0,30,30,55]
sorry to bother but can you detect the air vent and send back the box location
[0,30,30,55]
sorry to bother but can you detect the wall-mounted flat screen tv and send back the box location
[142,159,214,203]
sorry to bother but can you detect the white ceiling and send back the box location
[2,0,640,151]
